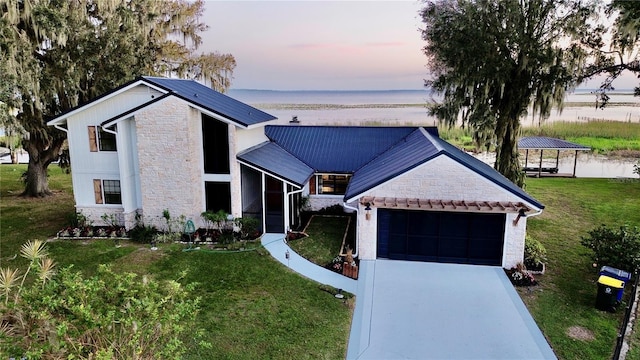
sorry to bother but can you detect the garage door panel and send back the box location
[377,209,505,266]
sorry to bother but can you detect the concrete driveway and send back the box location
[347,260,557,360]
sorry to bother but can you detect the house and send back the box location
[48,76,543,268]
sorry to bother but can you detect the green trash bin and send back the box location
[596,275,624,312]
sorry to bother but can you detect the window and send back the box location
[205,182,231,213]
[93,179,122,204]
[202,115,230,174]
[98,127,117,151]
[317,174,350,195]
[88,126,117,152]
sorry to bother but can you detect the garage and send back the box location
[377,209,505,266]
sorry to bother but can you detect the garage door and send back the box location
[377,209,505,266]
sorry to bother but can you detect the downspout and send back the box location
[342,202,359,257]
[285,187,304,232]
[54,124,68,133]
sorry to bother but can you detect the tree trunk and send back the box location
[21,137,65,197]
[494,114,524,188]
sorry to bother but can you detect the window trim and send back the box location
[88,125,117,152]
[93,179,122,205]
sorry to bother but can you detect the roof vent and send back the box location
[290,115,300,124]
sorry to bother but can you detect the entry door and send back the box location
[265,176,284,233]
[377,209,505,266]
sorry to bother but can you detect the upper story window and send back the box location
[317,174,350,195]
[88,126,117,152]
[202,115,230,174]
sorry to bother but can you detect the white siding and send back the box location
[236,126,269,152]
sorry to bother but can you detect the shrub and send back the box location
[581,224,640,273]
[234,217,260,239]
[0,241,207,358]
[524,235,547,269]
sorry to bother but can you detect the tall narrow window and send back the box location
[202,115,230,174]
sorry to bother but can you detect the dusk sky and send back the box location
[200,1,637,91]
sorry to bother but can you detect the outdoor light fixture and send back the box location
[285,249,290,267]
[512,208,528,226]
[365,202,372,221]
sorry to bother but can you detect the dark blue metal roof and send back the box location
[237,142,314,187]
[345,129,544,209]
[518,137,590,150]
[142,76,276,127]
[265,126,438,173]
[345,128,441,199]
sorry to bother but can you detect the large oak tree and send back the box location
[0,0,235,197]
[421,0,601,186]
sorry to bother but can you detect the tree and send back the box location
[0,0,236,197]
[420,0,600,186]
[582,0,640,105]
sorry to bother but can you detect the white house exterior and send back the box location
[48,76,543,269]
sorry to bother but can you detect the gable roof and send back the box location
[264,126,437,173]
[47,76,276,128]
[237,142,314,187]
[344,128,544,210]
[142,77,276,127]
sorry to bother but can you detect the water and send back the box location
[228,88,640,126]
[228,88,639,178]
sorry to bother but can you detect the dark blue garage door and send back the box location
[377,209,505,266]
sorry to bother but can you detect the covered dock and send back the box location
[519,137,591,178]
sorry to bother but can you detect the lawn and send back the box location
[288,215,354,266]
[523,177,640,360]
[3,164,640,359]
[0,165,352,359]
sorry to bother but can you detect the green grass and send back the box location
[440,121,640,154]
[523,178,640,360]
[288,215,351,266]
[5,164,640,359]
[0,165,352,359]
[521,121,640,154]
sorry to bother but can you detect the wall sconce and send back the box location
[512,208,527,226]
[365,202,372,221]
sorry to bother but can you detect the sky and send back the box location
[200,0,638,91]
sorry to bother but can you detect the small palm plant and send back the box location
[1,240,56,304]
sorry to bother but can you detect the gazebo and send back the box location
[518,137,591,178]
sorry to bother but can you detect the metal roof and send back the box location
[345,128,441,200]
[142,77,277,127]
[518,136,590,150]
[237,142,314,187]
[344,128,544,210]
[48,76,277,128]
[265,126,438,173]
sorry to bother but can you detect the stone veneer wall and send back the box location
[228,125,242,218]
[357,155,539,268]
[133,98,203,230]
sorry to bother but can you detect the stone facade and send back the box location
[356,155,539,268]
[133,98,204,229]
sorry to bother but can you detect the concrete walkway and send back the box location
[347,260,557,359]
[261,233,357,294]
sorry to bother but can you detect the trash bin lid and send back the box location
[599,266,632,281]
[598,275,624,289]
